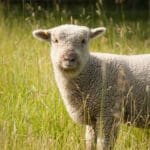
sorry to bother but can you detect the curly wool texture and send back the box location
[33,24,150,149]
[56,53,150,126]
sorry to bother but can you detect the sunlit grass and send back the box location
[0,4,149,150]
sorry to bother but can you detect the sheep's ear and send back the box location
[90,27,106,39]
[32,29,51,42]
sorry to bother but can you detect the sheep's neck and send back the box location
[53,56,101,124]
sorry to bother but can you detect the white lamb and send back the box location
[32,24,150,150]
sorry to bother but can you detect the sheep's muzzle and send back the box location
[60,51,79,71]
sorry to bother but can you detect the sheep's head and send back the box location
[33,24,106,77]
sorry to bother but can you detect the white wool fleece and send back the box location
[33,24,150,150]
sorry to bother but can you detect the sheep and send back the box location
[32,24,150,150]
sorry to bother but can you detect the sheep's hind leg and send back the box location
[85,123,98,150]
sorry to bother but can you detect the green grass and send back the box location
[0,4,149,150]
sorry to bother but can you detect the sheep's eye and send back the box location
[81,39,86,44]
[53,39,58,43]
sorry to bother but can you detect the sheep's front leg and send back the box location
[97,116,120,150]
[85,124,97,150]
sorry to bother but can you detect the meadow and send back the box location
[0,4,149,150]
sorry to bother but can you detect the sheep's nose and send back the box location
[62,52,77,63]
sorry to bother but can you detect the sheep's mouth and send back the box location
[60,61,79,72]
[62,63,78,70]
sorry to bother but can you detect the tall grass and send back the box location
[0,4,149,150]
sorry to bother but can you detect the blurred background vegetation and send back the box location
[0,0,149,9]
[0,0,149,150]
[0,0,149,19]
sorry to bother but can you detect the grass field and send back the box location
[0,4,149,150]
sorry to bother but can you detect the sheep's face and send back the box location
[33,24,106,77]
[50,25,91,77]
